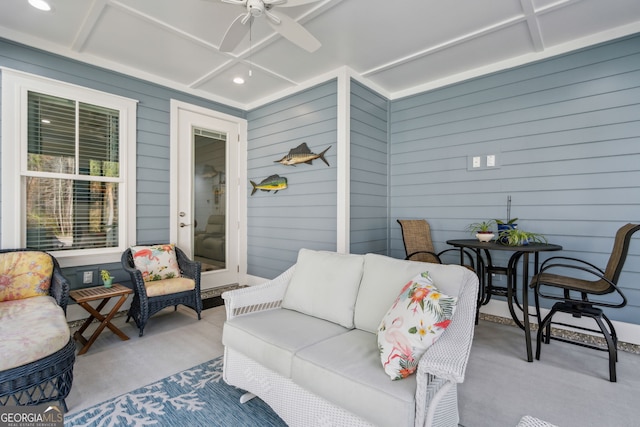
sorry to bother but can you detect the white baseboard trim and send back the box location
[480,299,640,346]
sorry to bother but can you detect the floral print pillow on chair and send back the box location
[131,244,180,282]
[377,271,458,380]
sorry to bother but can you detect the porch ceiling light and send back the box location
[28,0,52,11]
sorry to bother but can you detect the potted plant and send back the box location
[466,220,496,242]
[100,269,114,288]
[497,228,547,246]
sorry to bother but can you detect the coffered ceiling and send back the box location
[1,0,640,109]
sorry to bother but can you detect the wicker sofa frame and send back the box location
[0,249,75,412]
[222,259,479,427]
[121,246,202,337]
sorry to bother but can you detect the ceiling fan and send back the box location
[218,0,322,53]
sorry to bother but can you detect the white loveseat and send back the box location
[222,249,479,427]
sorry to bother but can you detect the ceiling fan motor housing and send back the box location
[247,0,264,17]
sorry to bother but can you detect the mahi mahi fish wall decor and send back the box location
[275,143,331,167]
[250,174,288,196]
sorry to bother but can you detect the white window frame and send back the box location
[1,68,137,268]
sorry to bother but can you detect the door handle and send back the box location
[179,222,191,228]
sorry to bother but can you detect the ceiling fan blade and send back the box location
[270,0,322,7]
[266,10,320,52]
[220,0,247,5]
[219,13,251,52]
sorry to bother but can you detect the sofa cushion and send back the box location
[282,249,364,328]
[131,244,180,282]
[377,271,457,380]
[292,329,416,427]
[0,296,70,370]
[222,308,350,378]
[354,253,435,333]
[0,251,53,302]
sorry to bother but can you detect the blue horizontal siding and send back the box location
[350,80,389,255]
[246,81,338,279]
[390,34,640,323]
[0,38,243,288]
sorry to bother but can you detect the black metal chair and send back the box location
[121,245,202,337]
[530,223,640,382]
[0,249,75,412]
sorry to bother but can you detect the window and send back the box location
[2,69,137,267]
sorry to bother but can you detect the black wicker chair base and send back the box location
[127,290,203,337]
[0,336,75,412]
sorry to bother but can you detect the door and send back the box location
[170,101,247,289]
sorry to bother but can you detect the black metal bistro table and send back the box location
[446,239,562,362]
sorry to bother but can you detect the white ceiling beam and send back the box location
[520,0,544,52]
[71,0,109,52]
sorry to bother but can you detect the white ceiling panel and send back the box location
[0,0,94,46]
[84,5,229,84]
[0,0,639,108]
[369,23,536,94]
[537,0,640,47]
[195,61,295,105]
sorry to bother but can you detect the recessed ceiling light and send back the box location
[233,77,245,85]
[28,0,52,11]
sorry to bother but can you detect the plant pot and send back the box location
[497,223,517,243]
[103,278,113,288]
[476,232,495,242]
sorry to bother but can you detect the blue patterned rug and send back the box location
[65,357,286,426]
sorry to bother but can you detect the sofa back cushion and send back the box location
[354,253,447,333]
[282,249,364,328]
[0,251,53,302]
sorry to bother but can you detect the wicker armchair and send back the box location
[530,223,640,382]
[121,245,202,337]
[0,249,75,412]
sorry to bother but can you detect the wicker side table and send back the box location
[69,283,133,355]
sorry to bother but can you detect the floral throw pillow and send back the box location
[131,244,180,282]
[377,271,458,380]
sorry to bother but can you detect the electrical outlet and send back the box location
[487,154,496,167]
[83,271,93,284]
[472,156,481,168]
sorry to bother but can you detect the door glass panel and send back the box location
[193,128,226,272]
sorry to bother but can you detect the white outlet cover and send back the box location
[472,156,481,168]
[487,155,496,167]
[83,271,93,284]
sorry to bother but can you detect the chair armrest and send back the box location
[406,251,443,263]
[222,266,295,320]
[175,247,201,283]
[438,248,477,271]
[539,256,605,276]
[49,261,70,313]
[121,250,149,299]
